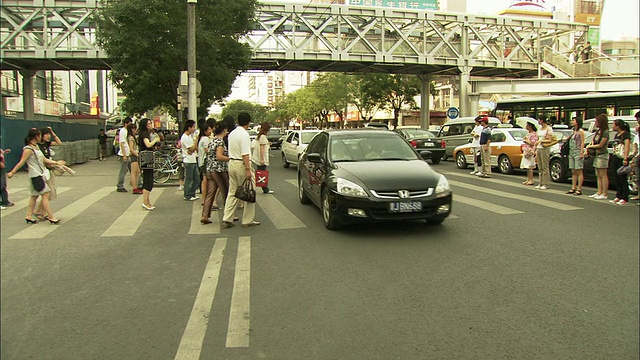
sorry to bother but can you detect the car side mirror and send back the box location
[308,153,322,163]
[419,150,432,160]
[291,140,298,146]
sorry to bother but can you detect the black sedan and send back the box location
[394,128,445,164]
[549,131,638,194]
[297,129,453,230]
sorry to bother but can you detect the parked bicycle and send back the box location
[153,147,181,183]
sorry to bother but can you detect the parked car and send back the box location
[267,128,283,149]
[364,122,390,130]
[281,130,321,168]
[549,130,638,194]
[583,115,637,134]
[395,128,445,164]
[248,129,258,142]
[297,129,452,229]
[436,116,501,160]
[453,127,535,174]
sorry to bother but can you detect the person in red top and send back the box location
[0,147,15,209]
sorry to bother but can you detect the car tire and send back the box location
[628,172,638,195]
[321,188,341,230]
[430,156,441,165]
[550,158,567,183]
[455,152,468,169]
[498,155,513,174]
[282,153,290,168]
[426,217,445,225]
[298,173,311,205]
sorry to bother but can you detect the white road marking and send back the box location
[455,194,524,215]
[226,236,251,348]
[1,187,71,218]
[174,238,227,360]
[448,180,582,211]
[101,189,164,237]
[10,187,111,239]
[285,179,297,187]
[257,195,306,229]
[188,200,220,234]
[7,187,26,194]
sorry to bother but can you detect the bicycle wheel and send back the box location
[153,157,172,183]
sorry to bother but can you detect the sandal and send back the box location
[566,189,576,194]
[574,190,582,196]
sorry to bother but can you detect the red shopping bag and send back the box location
[255,169,269,187]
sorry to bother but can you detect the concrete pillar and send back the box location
[20,70,36,120]
[458,67,471,117]
[469,94,480,117]
[418,74,431,129]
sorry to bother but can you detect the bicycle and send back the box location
[153,148,181,183]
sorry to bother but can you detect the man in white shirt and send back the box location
[222,112,260,228]
[181,120,199,200]
[470,115,483,175]
[116,117,132,192]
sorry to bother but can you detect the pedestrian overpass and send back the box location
[0,0,597,121]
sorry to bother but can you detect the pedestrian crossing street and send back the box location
[3,172,620,240]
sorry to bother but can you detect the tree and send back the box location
[375,74,421,129]
[221,99,267,123]
[96,0,257,117]
[346,73,387,126]
[313,73,351,128]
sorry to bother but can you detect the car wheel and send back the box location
[298,173,311,205]
[498,155,513,174]
[550,158,567,183]
[426,217,445,225]
[628,172,638,195]
[455,152,468,169]
[321,188,341,230]
[282,152,290,168]
[430,156,441,165]
[442,154,449,162]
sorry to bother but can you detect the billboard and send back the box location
[574,0,604,26]
[348,0,438,10]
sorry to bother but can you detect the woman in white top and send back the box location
[197,122,213,205]
[534,116,554,190]
[252,122,274,194]
[7,128,63,224]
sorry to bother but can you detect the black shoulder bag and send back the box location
[234,178,256,203]
[27,147,47,192]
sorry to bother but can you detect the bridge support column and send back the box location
[20,70,36,120]
[419,74,431,129]
[458,66,472,117]
[469,94,480,117]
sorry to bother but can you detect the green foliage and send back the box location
[221,99,268,124]
[96,0,256,116]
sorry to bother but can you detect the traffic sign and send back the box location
[447,107,459,119]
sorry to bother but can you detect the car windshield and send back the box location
[268,129,281,135]
[508,129,528,141]
[330,133,419,162]
[301,131,320,143]
[402,129,434,139]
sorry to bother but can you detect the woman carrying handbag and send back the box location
[7,128,62,224]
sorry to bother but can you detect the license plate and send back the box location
[389,201,422,213]
[422,142,435,147]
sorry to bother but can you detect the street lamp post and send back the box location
[187,0,197,122]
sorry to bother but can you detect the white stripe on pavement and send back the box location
[101,189,164,237]
[455,194,524,215]
[10,187,111,239]
[8,187,26,194]
[174,238,227,360]
[226,236,251,348]
[285,179,297,187]
[188,199,221,234]
[1,187,71,218]
[448,180,582,211]
[257,194,306,229]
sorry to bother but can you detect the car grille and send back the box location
[370,189,434,199]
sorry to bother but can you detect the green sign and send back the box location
[587,27,600,47]
[348,0,438,10]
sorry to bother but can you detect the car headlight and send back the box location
[336,178,368,198]
[435,175,451,197]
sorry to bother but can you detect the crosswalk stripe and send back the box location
[226,236,251,348]
[175,238,227,360]
[7,187,26,194]
[188,200,220,234]
[101,189,165,237]
[448,180,582,211]
[455,194,524,215]
[10,187,112,239]
[1,187,72,218]
[257,195,306,229]
[285,179,297,187]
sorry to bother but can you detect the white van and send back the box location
[436,116,501,159]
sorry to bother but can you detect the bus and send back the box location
[492,91,640,124]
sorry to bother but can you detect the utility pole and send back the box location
[187,0,197,122]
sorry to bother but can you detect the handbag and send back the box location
[26,146,48,191]
[139,150,155,170]
[541,135,558,147]
[234,178,256,203]
[612,142,625,159]
[617,165,632,175]
[255,169,269,188]
[560,140,570,157]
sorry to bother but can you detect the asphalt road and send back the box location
[1,153,638,360]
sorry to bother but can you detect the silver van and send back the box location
[436,116,501,159]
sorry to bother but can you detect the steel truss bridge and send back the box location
[1,0,588,78]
